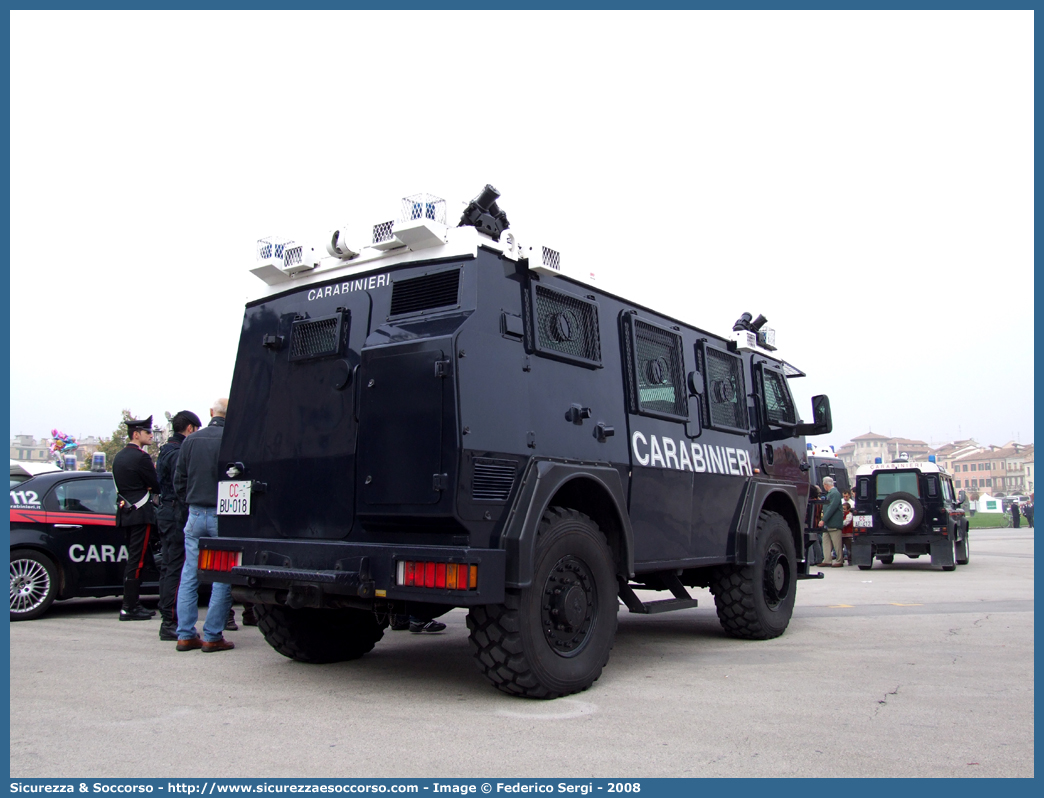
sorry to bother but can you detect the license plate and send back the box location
[217,481,251,515]
[853,515,874,528]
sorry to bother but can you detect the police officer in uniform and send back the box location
[154,410,201,640]
[112,415,161,621]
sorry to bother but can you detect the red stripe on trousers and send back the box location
[134,525,152,579]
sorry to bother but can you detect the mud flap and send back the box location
[930,538,955,568]
[851,542,874,567]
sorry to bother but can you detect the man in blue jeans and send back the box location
[173,398,234,652]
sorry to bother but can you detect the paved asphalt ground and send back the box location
[10,528,1034,779]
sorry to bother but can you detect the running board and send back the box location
[617,574,699,615]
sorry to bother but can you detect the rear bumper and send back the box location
[849,530,955,566]
[197,538,505,606]
[850,529,951,548]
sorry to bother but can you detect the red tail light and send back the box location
[397,560,478,591]
[198,549,242,572]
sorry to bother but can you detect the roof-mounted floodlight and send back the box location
[526,244,562,276]
[281,243,319,276]
[251,236,318,284]
[370,193,451,252]
[402,193,447,225]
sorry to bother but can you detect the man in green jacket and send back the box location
[818,476,845,567]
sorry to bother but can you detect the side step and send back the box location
[617,574,699,615]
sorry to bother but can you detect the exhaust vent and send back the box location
[389,268,461,317]
[472,459,517,502]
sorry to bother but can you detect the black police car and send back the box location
[850,456,970,570]
[9,468,159,620]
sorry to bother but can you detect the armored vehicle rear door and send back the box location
[220,284,373,540]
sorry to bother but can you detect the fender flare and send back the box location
[497,459,634,589]
[732,479,804,564]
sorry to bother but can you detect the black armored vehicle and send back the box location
[201,187,832,697]
[850,455,970,570]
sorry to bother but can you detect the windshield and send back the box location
[876,471,920,499]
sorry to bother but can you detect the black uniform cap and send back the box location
[125,415,153,434]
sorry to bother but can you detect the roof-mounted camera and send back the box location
[459,184,510,241]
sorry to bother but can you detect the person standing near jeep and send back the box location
[1010,500,1022,529]
[112,416,161,621]
[818,476,844,567]
[173,399,234,652]
[154,410,201,641]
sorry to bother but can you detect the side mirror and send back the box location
[795,394,832,437]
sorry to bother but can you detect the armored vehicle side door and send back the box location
[621,314,694,564]
[752,361,806,485]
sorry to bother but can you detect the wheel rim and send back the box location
[887,500,915,526]
[762,542,792,610]
[10,558,51,614]
[541,555,597,657]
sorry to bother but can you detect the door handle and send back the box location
[54,524,82,528]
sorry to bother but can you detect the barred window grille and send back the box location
[531,284,601,366]
[763,369,796,425]
[373,221,394,244]
[389,268,461,317]
[289,313,346,362]
[699,344,747,432]
[632,320,686,419]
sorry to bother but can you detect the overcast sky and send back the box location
[9,10,1033,451]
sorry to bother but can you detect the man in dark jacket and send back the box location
[154,410,201,640]
[818,476,845,567]
[173,398,234,652]
[112,415,161,621]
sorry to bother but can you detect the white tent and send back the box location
[974,493,1004,513]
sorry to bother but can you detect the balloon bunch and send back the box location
[49,430,78,456]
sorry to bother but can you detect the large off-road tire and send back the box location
[10,549,58,621]
[879,492,924,533]
[467,507,618,699]
[955,529,970,566]
[709,511,797,640]
[879,555,895,565]
[254,604,386,663]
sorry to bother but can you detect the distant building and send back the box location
[952,443,1034,497]
[838,431,933,481]
[10,435,51,463]
[929,440,981,475]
